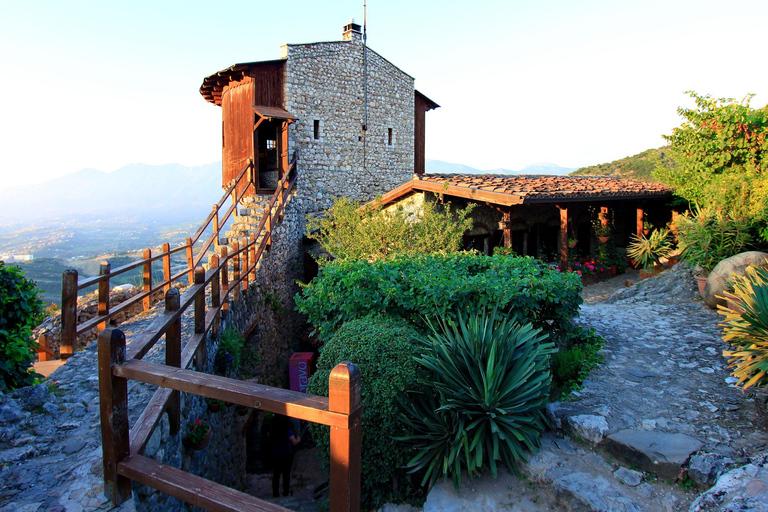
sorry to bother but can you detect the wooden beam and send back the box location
[636,204,644,238]
[165,289,181,436]
[97,261,110,332]
[329,363,362,512]
[501,210,512,249]
[60,269,78,359]
[558,205,569,269]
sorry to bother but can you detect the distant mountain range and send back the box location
[426,160,578,176]
[0,162,223,227]
[570,147,678,182]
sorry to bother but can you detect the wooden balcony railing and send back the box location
[56,151,298,359]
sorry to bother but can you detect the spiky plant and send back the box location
[626,228,672,270]
[719,265,768,391]
[398,309,554,491]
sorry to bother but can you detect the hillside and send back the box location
[426,160,577,176]
[571,147,678,182]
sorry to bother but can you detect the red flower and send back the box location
[195,419,201,426]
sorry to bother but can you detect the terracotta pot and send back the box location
[207,402,221,413]
[183,428,211,451]
[643,229,651,236]
[695,275,708,297]
[652,264,665,276]
[722,292,745,314]
[610,264,618,277]
[598,236,610,244]
[568,240,577,249]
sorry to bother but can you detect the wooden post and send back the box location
[636,205,644,238]
[61,268,78,359]
[281,120,290,181]
[242,237,249,291]
[231,187,238,216]
[162,242,171,293]
[558,205,569,269]
[212,205,220,251]
[249,233,257,281]
[220,247,229,316]
[97,261,111,332]
[142,248,152,311]
[265,211,272,248]
[232,241,240,302]
[185,237,194,285]
[501,210,511,249]
[600,206,609,228]
[165,288,181,436]
[98,328,131,505]
[329,362,362,512]
[38,332,51,362]
[194,267,206,367]
[210,254,221,338]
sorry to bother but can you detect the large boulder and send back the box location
[703,251,768,309]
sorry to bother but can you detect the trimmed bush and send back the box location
[307,315,423,509]
[296,253,582,344]
[398,310,554,490]
[0,262,44,391]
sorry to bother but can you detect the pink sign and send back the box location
[289,352,314,393]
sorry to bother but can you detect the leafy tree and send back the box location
[0,261,45,391]
[305,197,475,261]
[656,91,768,239]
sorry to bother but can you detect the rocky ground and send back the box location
[1,264,768,511]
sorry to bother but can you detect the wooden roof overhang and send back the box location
[200,59,286,106]
[374,174,673,209]
[252,104,297,132]
[415,90,440,111]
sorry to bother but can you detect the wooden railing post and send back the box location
[329,362,362,512]
[212,205,220,252]
[97,261,111,332]
[220,247,229,316]
[185,237,194,285]
[232,241,240,302]
[265,210,272,248]
[142,248,152,311]
[165,288,181,435]
[194,267,206,366]
[242,237,249,291]
[162,242,171,293]
[231,182,238,216]
[248,233,256,282]
[98,328,131,505]
[210,254,221,338]
[61,268,78,359]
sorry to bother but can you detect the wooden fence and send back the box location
[55,151,298,359]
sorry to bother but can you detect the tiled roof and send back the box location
[417,174,672,203]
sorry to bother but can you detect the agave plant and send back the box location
[397,309,554,491]
[719,265,768,391]
[626,228,673,270]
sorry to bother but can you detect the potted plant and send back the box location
[182,419,211,450]
[627,229,672,278]
[643,220,653,236]
[568,237,578,249]
[206,398,224,413]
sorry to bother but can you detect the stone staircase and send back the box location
[220,195,273,248]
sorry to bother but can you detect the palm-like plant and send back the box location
[719,265,768,391]
[626,228,673,270]
[398,309,554,491]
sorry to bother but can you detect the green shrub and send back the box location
[719,265,768,391]
[0,262,44,391]
[398,309,554,491]
[550,326,605,400]
[626,229,673,270]
[216,327,243,368]
[307,315,423,509]
[296,253,582,344]
[306,197,475,261]
[676,207,752,273]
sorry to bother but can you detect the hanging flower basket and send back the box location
[183,420,211,451]
[598,236,610,244]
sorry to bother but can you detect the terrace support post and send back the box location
[38,332,50,362]
[522,231,529,256]
[501,210,511,249]
[600,206,609,228]
[210,254,221,338]
[242,237,249,291]
[232,241,240,302]
[249,233,257,282]
[142,248,152,311]
[185,237,194,285]
[98,328,131,506]
[557,205,569,269]
[220,247,229,317]
[97,261,111,332]
[61,268,78,359]
[162,242,171,293]
[636,204,644,238]
[329,362,362,512]
[194,267,206,367]
[212,205,220,252]
[165,288,181,436]
[281,121,290,182]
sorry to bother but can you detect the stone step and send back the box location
[237,208,266,218]
[602,429,703,481]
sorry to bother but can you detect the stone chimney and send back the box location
[342,19,362,42]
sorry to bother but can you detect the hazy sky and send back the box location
[1,0,766,190]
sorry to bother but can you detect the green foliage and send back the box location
[719,265,768,391]
[573,146,677,183]
[550,326,605,401]
[675,207,752,273]
[216,327,244,368]
[626,229,673,270]
[305,197,475,261]
[296,253,583,344]
[657,91,768,236]
[0,261,44,391]
[398,310,554,491]
[307,315,422,509]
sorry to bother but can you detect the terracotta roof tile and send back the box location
[418,174,672,202]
